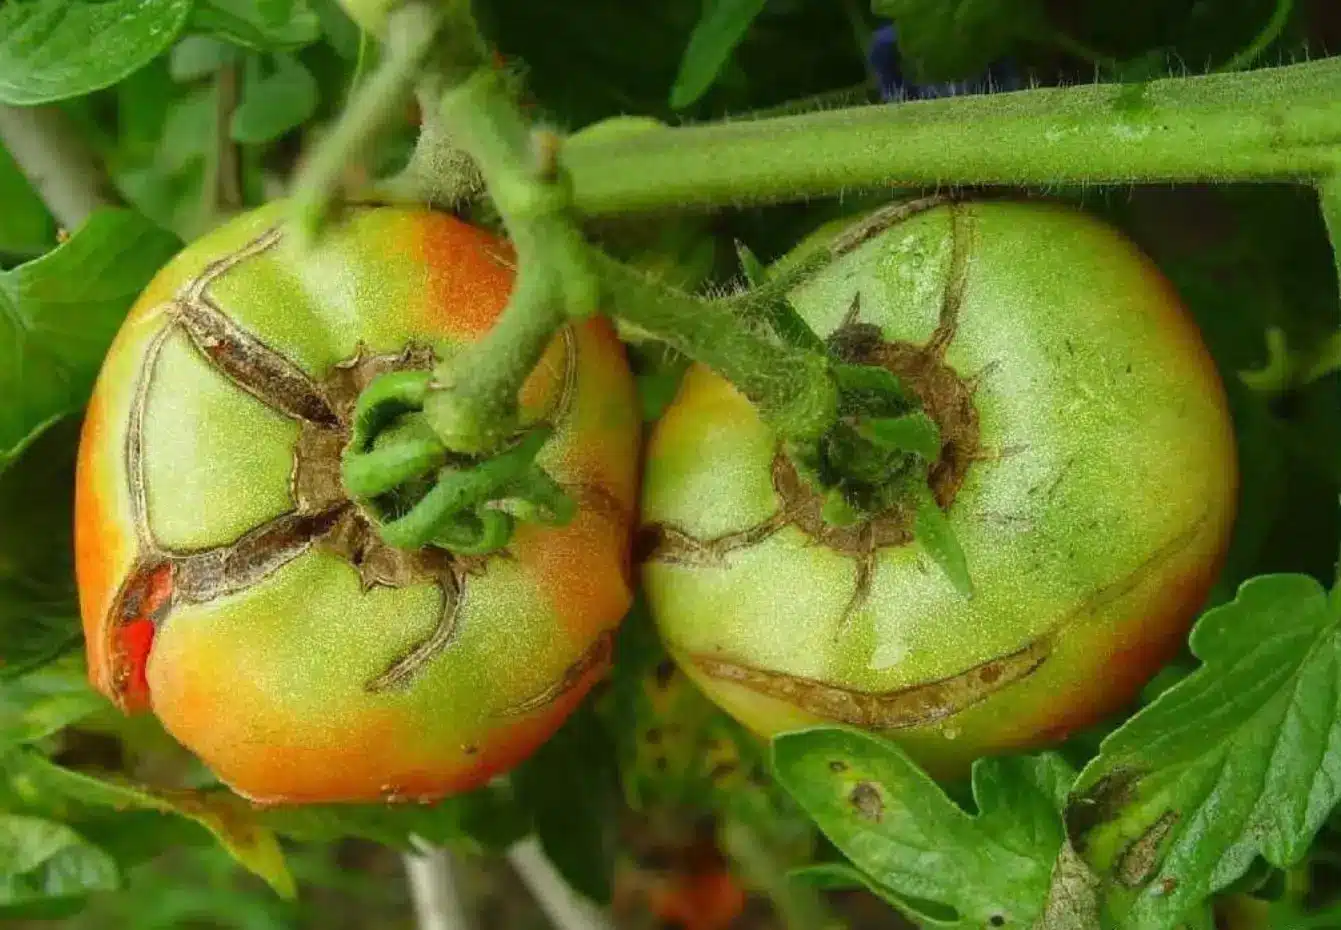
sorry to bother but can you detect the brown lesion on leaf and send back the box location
[1065,768,1144,845]
[689,634,1051,730]
[103,227,591,707]
[848,781,885,823]
[1115,810,1179,888]
[496,629,616,717]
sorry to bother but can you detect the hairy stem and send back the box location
[561,58,1341,215]
[420,64,839,451]
[421,67,596,452]
[600,255,835,440]
[0,104,113,230]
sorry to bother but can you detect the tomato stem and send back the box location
[561,58,1341,215]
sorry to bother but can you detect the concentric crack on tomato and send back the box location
[76,205,640,803]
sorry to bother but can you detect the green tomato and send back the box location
[639,200,1238,777]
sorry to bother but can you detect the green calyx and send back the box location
[341,370,575,554]
[788,357,974,598]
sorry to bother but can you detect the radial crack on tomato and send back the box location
[690,635,1053,730]
[77,205,640,803]
[924,202,970,358]
[365,572,465,692]
[638,511,790,566]
[834,547,875,641]
[497,629,616,717]
[174,296,339,427]
[170,508,349,604]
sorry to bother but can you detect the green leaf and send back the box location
[0,0,194,106]
[2,750,295,899]
[0,418,82,679]
[0,814,118,908]
[858,412,941,461]
[190,0,323,52]
[230,54,319,144]
[914,485,973,598]
[830,363,915,415]
[772,727,1072,929]
[513,702,620,904]
[791,861,951,922]
[1067,574,1341,929]
[870,0,1043,82]
[0,658,102,745]
[0,209,179,471]
[167,36,239,82]
[736,241,768,287]
[0,146,55,260]
[309,0,364,60]
[670,0,769,109]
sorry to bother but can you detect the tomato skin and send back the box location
[641,201,1237,776]
[76,205,640,804]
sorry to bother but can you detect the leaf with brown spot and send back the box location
[772,726,1074,928]
[1066,574,1341,930]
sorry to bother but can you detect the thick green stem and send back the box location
[420,65,840,451]
[562,58,1341,215]
[600,255,835,441]
[421,68,598,453]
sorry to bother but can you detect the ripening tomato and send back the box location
[640,200,1237,776]
[76,204,640,804]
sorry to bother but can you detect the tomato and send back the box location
[640,200,1237,776]
[76,204,640,804]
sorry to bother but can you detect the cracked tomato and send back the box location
[76,204,640,804]
[640,200,1237,776]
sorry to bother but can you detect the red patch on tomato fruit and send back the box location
[414,213,515,339]
[111,562,174,711]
